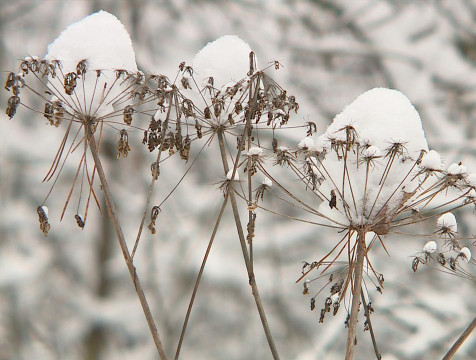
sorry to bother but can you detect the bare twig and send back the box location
[442,317,476,360]
[87,125,169,360]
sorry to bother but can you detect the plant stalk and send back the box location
[174,192,230,359]
[345,231,366,360]
[442,317,476,360]
[217,129,280,360]
[87,126,169,360]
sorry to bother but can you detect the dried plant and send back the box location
[5,10,476,360]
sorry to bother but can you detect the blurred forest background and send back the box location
[1,0,476,359]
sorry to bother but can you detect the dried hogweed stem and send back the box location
[86,125,168,360]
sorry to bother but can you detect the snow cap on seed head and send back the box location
[193,35,255,90]
[437,213,457,233]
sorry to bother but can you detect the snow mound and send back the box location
[437,213,457,232]
[423,241,437,254]
[45,11,138,118]
[193,35,254,90]
[420,150,442,170]
[317,88,429,230]
[326,88,428,157]
[46,11,137,73]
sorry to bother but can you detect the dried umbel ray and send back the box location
[5,53,300,238]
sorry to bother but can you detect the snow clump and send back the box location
[46,11,138,117]
[246,147,264,156]
[316,88,429,231]
[420,150,442,170]
[226,169,239,181]
[193,35,254,90]
[447,163,468,176]
[437,213,457,233]
[263,177,272,187]
[459,247,471,262]
[299,137,315,150]
[423,241,437,254]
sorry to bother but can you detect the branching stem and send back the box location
[87,126,169,360]
[217,129,281,360]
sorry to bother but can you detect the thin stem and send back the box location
[86,126,168,360]
[360,289,381,359]
[345,230,366,360]
[174,188,230,360]
[217,129,281,360]
[131,94,173,259]
[442,317,476,360]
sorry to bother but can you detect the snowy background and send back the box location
[1,1,476,359]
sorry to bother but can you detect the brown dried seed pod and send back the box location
[123,105,134,125]
[228,113,235,126]
[53,101,63,126]
[117,129,131,159]
[310,298,315,311]
[76,60,87,76]
[180,135,191,161]
[20,60,29,74]
[319,309,326,323]
[64,72,77,95]
[195,120,202,139]
[449,257,456,271]
[37,206,50,237]
[436,253,446,266]
[412,257,420,272]
[333,301,340,316]
[75,214,85,228]
[148,205,161,234]
[204,106,211,119]
[6,95,20,119]
[181,77,191,89]
[5,72,15,91]
[44,102,54,124]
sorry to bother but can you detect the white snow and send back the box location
[316,88,429,228]
[40,205,49,217]
[459,247,471,262]
[447,163,468,176]
[298,137,314,150]
[278,146,289,152]
[314,135,330,153]
[45,11,138,117]
[263,177,272,187]
[326,88,428,156]
[422,241,437,254]
[330,293,339,303]
[46,11,137,73]
[226,169,239,181]
[193,35,254,90]
[246,146,263,156]
[420,150,442,170]
[362,145,382,158]
[437,213,457,232]
[466,173,476,187]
